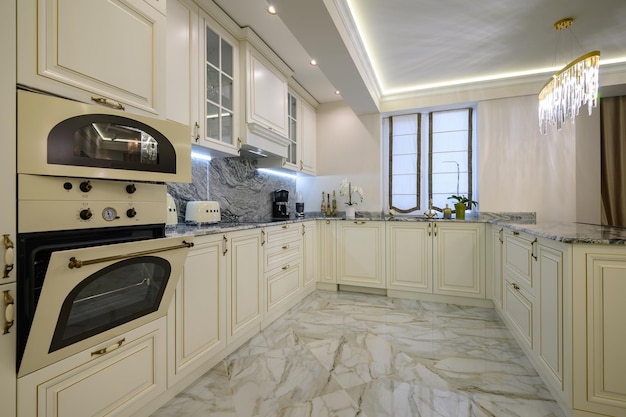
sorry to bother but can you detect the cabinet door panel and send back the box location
[337,222,384,288]
[229,231,262,340]
[504,283,533,350]
[537,244,563,386]
[249,54,288,135]
[387,223,430,292]
[434,224,484,298]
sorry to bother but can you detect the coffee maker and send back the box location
[272,189,289,219]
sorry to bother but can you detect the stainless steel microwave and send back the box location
[17,89,191,183]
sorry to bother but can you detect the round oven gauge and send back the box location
[102,207,118,221]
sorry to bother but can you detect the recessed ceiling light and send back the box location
[267,4,277,15]
[310,59,317,66]
[335,90,341,95]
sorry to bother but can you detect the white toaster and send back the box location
[185,201,221,224]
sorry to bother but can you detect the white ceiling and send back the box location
[211,0,626,114]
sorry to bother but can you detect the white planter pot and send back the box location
[345,205,356,219]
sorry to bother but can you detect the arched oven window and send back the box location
[49,256,171,352]
[47,114,177,173]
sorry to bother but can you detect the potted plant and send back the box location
[339,179,364,219]
[447,195,478,220]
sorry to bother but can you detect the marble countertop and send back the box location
[167,212,626,245]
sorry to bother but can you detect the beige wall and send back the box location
[297,101,381,213]
[309,94,602,223]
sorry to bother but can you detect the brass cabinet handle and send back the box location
[282,245,290,250]
[428,223,432,237]
[237,137,243,153]
[434,223,438,237]
[194,121,200,142]
[531,238,537,261]
[498,228,503,244]
[326,220,330,224]
[512,283,520,291]
[302,224,306,236]
[354,221,366,225]
[91,338,125,356]
[223,235,228,256]
[282,225,289,229]
[513,231,520,236]
[3,290,14,335]
[300,160,304,171]
[282,264,290,270]
[91,96,125,111]
[261,229,266,246]
[3,234,14,279]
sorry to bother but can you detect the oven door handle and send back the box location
[68,240,194,269]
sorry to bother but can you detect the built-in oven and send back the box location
[16,175,193,377]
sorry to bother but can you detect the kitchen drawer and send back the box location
[266,263,301,313]
[264,239,302,273]
[18,317,166,417]
[503,230,535,295]
[504,280,534,351]
[264,224,301,248]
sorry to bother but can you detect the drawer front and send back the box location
[266,264,301,312]
[504,281,534,350]
[504,231,534,293]
[265,224,301,248]
[264,240,301,273]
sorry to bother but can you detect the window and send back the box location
[384,108,475,214]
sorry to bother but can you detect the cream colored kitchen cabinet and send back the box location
[167,233,227,387]
[167,0,240,156]
[258,90,317,174]
[318,220,337,286]
[302,222,317,291]
[573,245,626,417]
[227,228,263,348]
[386,222,431,292]
[18,317,166,417]
[386,222,485,300]
[433,222,485,298]
[489,225,504,309]
[0,282,16,417]
[18,0,166,116]
[239,31,292,158]
[337,221,385,289]
[500,227,571,411]
[262,224,303,325]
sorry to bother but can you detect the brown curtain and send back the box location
[601,96,626,226]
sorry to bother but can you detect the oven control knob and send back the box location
[79,208,93,220]
[126,184,136,194]
[126,208,137,218]
[79,181,92,193]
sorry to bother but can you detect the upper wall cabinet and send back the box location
[18,0,166,117]
[167,0,240,157]
[239,30,292,159]
[257,88,317,175]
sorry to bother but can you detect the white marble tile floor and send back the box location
[151,290,565,417]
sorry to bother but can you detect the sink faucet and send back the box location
[424,199,442,218]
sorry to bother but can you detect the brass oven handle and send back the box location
[68,240,194,269]
[3,290,14,335]
[91,338,125,356]
[3,234,14,279]
[91,96,125,111]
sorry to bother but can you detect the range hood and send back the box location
[239,122,291,159]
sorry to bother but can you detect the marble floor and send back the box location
[151,290,565,417]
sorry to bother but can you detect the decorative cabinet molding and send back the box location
[18,0,166,117]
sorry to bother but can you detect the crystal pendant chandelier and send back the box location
[538,18,600,135]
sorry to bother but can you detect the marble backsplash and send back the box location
[167,157,296,223]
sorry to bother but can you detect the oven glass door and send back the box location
[18,235,193,377]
